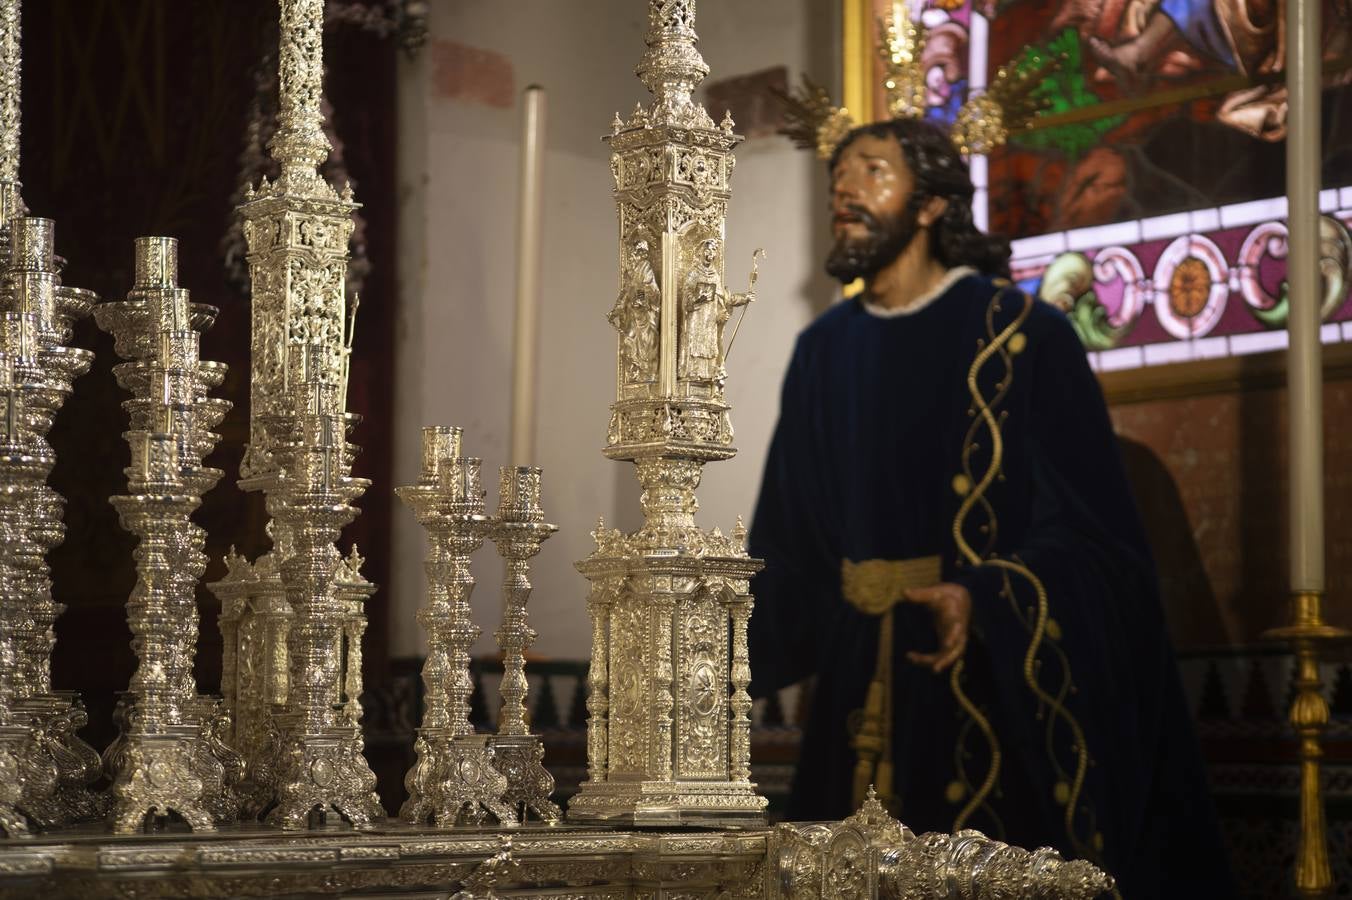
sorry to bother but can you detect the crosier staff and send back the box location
[723,248,765,362]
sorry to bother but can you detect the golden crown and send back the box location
[778,4,1058,159]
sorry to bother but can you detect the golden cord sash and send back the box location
[840,555,941,811]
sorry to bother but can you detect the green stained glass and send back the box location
[1011,29,1125,160]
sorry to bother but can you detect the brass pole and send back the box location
[1265,594,1348,897]
[1262,0,1351,896]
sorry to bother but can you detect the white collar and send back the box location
[861,266,976,318]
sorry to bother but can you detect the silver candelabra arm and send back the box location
[440,456,489,741]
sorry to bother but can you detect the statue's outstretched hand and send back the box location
[901,582,971,673]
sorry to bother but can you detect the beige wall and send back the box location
[392,0,840,660]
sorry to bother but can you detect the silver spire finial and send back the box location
[636,0,710,124]
[268,0,334,196]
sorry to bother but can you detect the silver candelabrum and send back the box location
[0,0,104,835]
[488,465,560,824]
[210,0,380,830]
[263,347,381,830]
[570,0,767,826]
[398,428,559,827]
[93,237,243,833]
[0,214,103,834]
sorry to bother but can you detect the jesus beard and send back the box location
[824,195,925,284]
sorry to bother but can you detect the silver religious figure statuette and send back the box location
[398,431,515,828]
[489,466,560,824]
[608,238,661,386]
[570,0,768,826]
[678,237,754,385]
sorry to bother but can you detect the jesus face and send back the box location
[825,134,924,284]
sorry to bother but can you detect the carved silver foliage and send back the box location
[769,789,1114,900]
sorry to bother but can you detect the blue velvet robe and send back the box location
[747,272,1234,899]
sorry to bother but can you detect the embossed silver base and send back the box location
[103,693,244,826]
[108,727,216,834]
[12,694,105,828]
[567,779,768,828]
[489,734,560,825]
[4,726,58,832]
[189,696,245,824]
[0,736,28,837]
[402,731,518,828]
[266,723,382,831]
[0,725,41,836]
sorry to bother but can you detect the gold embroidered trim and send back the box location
[950,288,1096,859]
[950,659,1000,831]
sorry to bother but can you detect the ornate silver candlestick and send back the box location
[210,0,379,828]
[489,466,560,824]
[0,349,47,838]
[0,216,102,832]
[0,0,104,833]
[5,217,94,699]
[263,351,381,830]
[398,430,514,828]
[569,0,767,826]
[95,236,238,832]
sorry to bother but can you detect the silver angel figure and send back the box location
[679,237,750,383]
[607,239,660,384]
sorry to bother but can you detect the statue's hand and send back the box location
[901,582,971,673]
